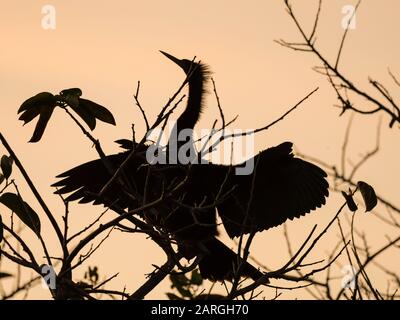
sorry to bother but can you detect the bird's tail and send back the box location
[198,238,267,283]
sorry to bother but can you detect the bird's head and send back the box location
[159,50,201,75]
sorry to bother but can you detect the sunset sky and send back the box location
[1,1,400,299]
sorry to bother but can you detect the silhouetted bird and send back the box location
[53,52,329,283]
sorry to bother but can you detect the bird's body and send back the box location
[53,52,329,282]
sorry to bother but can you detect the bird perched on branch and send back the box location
[53,51,329,283]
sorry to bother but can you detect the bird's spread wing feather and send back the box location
[52,152,144,210]
[215,142,329,238]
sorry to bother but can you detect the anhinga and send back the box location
[53,52,329,282]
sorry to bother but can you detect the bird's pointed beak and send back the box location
[159,50,184,68]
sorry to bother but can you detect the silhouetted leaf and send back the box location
[0,215,3,243]
[1,155,13,179]
[170,273,189,288]
[79,99,116,126]
[60,88,79,107]
[63,94,80,109]
[115,139,134,150]
[0,193,41,236]
[60,88,82,97]
[68,103,96,130]
[18,92,56,114]
[29,105,56,142]
[0,272,12,279]
[341,191,358,212]
[18,92,57,143]
[357,181,378,212]
[59,88,98,129]
[170,273,192,298]
[0,174,4,185]
[19,106,42,124]
[190,269,203,286]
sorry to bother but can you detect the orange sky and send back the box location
[1,1,400,299]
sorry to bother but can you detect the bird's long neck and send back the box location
[166,64,208,164]
[175,66,206,134]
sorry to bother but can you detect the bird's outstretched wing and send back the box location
[53,141,328,240]
[215,142,329,238]
[51,151,147,210]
